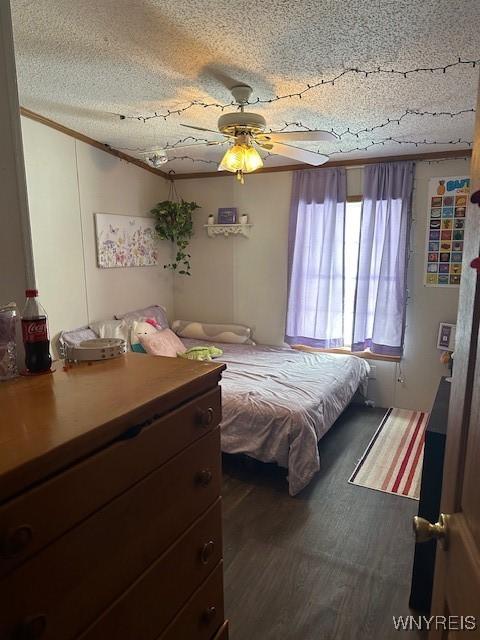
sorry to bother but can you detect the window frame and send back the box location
[290,194,401,363]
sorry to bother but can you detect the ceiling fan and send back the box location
[150,84,337,182]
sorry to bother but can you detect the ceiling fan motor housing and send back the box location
[218,111,267,136]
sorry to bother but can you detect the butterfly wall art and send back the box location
[94,213,159,268]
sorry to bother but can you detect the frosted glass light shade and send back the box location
[219,144,264,173]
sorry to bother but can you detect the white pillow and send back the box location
[172,320,255,345]
[89,319,131,347]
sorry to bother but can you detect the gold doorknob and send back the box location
[413,513,449,549]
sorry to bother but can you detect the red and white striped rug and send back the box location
[349,408,429,500]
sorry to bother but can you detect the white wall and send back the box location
[21,117,171,351]
[0,2,35,367]
[173,158,470,410]
[395,159,466,409]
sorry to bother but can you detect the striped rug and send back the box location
[349,408,429,500]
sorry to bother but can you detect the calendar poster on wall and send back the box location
[424,175,470,287]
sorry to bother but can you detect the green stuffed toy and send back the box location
[178,346,223,361]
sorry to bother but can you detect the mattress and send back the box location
[182,340,370,495]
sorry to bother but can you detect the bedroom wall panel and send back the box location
[75,141,172,323]
[20,117,171,352]
[0,5,35,368]
[393,158,466,410]
[173,176,236,325]
[21,117,88,345]
[173,158,469,411]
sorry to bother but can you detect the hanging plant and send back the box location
[151,198,200,275]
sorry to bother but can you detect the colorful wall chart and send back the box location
[424,176,470,287]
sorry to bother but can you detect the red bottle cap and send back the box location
[25,289,39,297]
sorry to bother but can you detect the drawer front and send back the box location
[0,387,221,576]
[0,429,221,640]
[156,563,225,640]
[80,500,223,640]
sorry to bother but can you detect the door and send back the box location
[427,79,480,636]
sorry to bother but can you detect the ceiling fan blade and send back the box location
[180,123,222,134]
[265,141,329,166]
[261,130,337,143]
[165,141,226,151]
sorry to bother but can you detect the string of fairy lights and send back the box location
[275,108,476,139]
[115,57,480,122]
[118,108,475,158]
[111,57,478,167]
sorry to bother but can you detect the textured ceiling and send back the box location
[11,0,480,174]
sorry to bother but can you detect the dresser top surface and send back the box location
[0,353,225,502]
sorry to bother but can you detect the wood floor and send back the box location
[221,405,424,640]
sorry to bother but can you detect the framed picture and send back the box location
[217,207,238,224]
[437,323,456,351]
[94,213,159,268]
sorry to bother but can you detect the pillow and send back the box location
[89,319,131,347]
[172,320,255,345]
[115,305,169,329]
[139,328,186,357]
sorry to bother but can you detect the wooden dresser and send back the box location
[0,353,229,640]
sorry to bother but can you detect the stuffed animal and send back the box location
[130,318,159,352]
[178,346,223,361]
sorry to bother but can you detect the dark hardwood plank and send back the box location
[222,405,424,639]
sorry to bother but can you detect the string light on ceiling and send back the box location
[116,58,480,123]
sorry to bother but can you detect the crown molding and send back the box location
[170,148,472,179]
[19,107,472,182]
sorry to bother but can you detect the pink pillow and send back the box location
[139,328,186,357]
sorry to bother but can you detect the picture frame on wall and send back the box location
[437,322,456,351]
[94,213,159,268]
[217,207,238,224]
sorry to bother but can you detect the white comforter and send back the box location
[183,341,370,495]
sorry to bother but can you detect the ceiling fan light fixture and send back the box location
[218,141,264,179]
[243,145,264,172]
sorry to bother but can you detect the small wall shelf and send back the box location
[204,224,252,238]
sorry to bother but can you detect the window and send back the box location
[343,201,361,346]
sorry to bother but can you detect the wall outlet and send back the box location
[368,365,377,380]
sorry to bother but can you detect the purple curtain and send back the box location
[285,168,346,347]
[352,161,414,356]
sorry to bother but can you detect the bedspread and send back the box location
[182,340,369,495]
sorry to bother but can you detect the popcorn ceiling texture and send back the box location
[11,0,480,173]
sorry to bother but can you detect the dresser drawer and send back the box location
[156,563,225,640]
[0,387,221,576]
[79,499,223,640]
[0,429,221,640]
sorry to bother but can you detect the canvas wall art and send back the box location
[424,176,469,287]
[95,213,159,268]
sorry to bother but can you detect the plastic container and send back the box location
[0,303,18,381]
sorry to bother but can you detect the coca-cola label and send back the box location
[22,319,48,343]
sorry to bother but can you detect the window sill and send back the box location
[290,344,401,363]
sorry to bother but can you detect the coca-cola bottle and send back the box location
[21,289,52,373]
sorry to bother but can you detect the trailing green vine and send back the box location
[151,199,199,275]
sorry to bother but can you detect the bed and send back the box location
[182,339,370,495]
[59,311,369,496]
